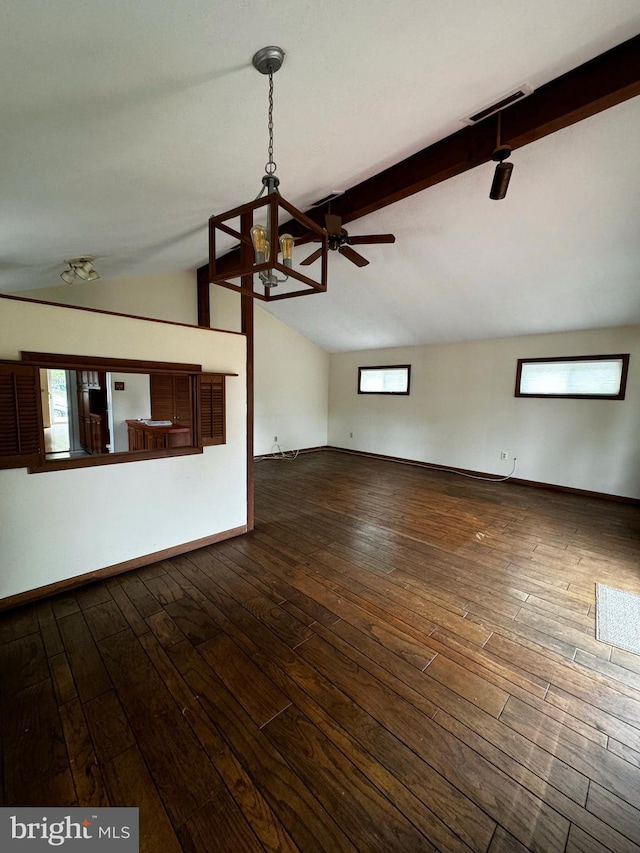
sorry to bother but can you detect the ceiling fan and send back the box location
[300,213,395,268]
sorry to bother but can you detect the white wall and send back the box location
[253,307,329,455]
[0,297,246,600]
[19,269,198,325]
[15,275,330,458]
[329,325,640,499]
[108,372,152,452]
[210,284,242,334]
[210,286,330,455]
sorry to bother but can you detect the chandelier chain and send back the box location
[265,70,277,175]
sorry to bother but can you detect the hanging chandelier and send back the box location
[209,46,328,301]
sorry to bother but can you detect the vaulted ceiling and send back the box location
[1,1,639,351]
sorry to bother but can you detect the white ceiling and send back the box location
[1,1,639,352]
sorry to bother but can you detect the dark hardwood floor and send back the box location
[2,450,640,852]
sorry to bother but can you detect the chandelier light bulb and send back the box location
[250,224,269,264]
[279,233,294,268]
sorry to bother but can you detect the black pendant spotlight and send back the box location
[489,112,513,200]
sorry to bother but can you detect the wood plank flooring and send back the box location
[2,450,640,851]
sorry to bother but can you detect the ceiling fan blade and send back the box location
[347,234,396,245]
[339,246,369,267]
[325,213,343,235]
[300,247,324,266]
[294,230,319,247]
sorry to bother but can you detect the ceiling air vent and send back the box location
[462,84,534,126]
[311,191,344,207]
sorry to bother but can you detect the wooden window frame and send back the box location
[0,353,234,473]
[358,364,411,396]
[515,354,630,400]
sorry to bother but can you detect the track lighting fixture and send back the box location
[489,112,513,200]
[60,257,100,284]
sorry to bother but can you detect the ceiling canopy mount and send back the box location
[252,46,285,76]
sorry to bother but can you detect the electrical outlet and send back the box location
[274,435,277,442]
[350,432,353,438]
[500,451,508,460]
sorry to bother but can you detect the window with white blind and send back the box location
[358,365,411,395]
[515,355,629,399]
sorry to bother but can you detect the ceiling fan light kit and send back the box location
[208,46,328,301]
[60,257,100,284]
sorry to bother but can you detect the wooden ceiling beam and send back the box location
[504,33,640,150]
[332,33,640,225]
[201,33,640,278]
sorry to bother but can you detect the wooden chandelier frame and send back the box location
[209,194,328,301]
